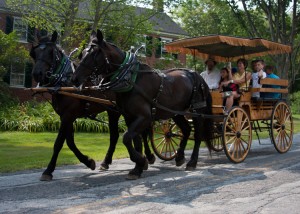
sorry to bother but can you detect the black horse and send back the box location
[72,30,214,179]
[30,31,155,181]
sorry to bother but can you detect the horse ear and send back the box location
[96,29,104,43]
[51,31,58,43]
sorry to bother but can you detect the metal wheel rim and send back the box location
[222,107,252,163]
[271,101,293,153]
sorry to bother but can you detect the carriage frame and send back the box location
[150,35,293,163]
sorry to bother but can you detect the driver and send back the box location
[200,57,221,90]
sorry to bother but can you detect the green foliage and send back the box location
[0,83,18,108]
[5,0,158,51]
[0,31,29,74]
[172,0,248,37]
[0,101,123,133]
[290,92,300,114]
[152,54,184,70]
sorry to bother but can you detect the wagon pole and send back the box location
[25,87,98,92]
[25,87,116,106]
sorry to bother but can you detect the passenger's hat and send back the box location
[205,56,217,65]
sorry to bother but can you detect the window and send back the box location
[161,37,173,58]
[10,58,25,87]
[13,17,28,42]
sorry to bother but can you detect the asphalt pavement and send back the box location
[0,134,300,214]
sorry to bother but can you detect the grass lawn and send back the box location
[0,132,129,173]
[0,115,299,173]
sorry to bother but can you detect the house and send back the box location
[0,0,188,102]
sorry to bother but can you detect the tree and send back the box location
[172,0,248,37]
[224,0,300,84]
[0,31,28,105]
[172,0,249,70]
[6,0,182,51]
[174,0,300,86]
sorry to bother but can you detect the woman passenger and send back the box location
[219,58,252,114]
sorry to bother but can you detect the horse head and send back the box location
[30,31,72,87]
[72,30,126,87]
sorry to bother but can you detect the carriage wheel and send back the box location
[211,123,224,152]
[150,120,181,161]
[223,107,252,163]
[271,101,293,153]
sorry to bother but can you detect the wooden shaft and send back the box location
[25,87,98,92]
[25,87,115,106]
[57,91,115,106]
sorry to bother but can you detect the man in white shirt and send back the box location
[252,59,267,98]
[200,57,221,90]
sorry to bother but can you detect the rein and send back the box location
[80,42,223,119]
[128,78,221,119]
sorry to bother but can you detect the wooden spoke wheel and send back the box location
[211,123,224,152]
[222,107,252,163]
[150,120,182,161]
[271,101,293,153]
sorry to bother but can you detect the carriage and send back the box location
[150,35,293,163]
[30,32,293,180]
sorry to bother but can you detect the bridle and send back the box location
[78,42,128,79]
[32,42,72,87]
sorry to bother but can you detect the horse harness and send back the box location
[32,42,73,87]
[96,52,210,118]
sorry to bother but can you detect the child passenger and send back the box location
[219,67,239,93]
[219,67,239,114]
[252,59,267,98]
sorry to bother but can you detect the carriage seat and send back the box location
[250,78,288,101]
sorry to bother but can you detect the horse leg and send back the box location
[132,135,149,170]
[173,115,191,167]
[65,121,96,170]
[99,111,120,170]
[142,128,155,164]
[40,125,67,181]
[123,118,149,180]
[186,117,203,171]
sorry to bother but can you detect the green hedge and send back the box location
[0,101,126,133]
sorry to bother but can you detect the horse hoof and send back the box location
[176,157,186,167]
[89,159,96,170]
[40,174,53,181]
[126,174,140,180]
[148,155,156,165]
[99,163,109,171]
[143,159,149,171]
[185,165,196,171]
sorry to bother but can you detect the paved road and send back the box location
[1,135,300,214]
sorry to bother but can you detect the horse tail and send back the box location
[195,73,214,154]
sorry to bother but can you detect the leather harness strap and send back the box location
[129,78,219,119]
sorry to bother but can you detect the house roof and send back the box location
[0,0,189,37]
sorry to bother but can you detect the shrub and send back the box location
[0,101,123,133]
[290,92,300,114]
